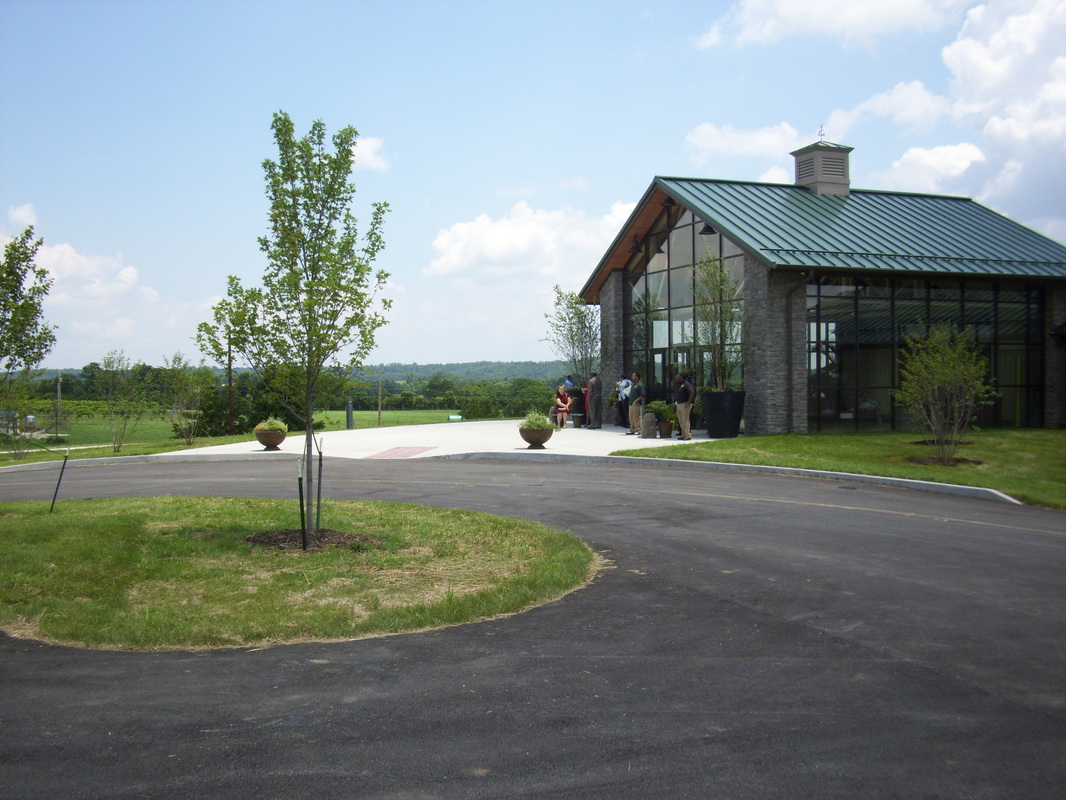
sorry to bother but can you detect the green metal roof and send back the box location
[657,177,1066,278]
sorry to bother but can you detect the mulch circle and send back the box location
[245,528,381,551]
[907,456,982,466]
[910,439,972,447]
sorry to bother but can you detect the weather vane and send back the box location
[818,126,826,141]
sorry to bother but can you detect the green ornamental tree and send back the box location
[161,351,218,446]
[543,284,600,381]
[96,350,150,453]
[1,226,56,413]
[692,255,748,391]
[197,111,390,548]
[894,323,997,464]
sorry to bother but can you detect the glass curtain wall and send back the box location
[624,206,744,399]
[807,275,1045,431]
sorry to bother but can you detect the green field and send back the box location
[0,409,461,465]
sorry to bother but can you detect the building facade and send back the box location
[580,142,1066,435]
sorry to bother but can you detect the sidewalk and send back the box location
[160,418,691,461]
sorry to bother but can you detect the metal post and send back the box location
[50,451,70,513]
[315,440,323,530]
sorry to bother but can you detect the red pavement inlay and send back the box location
[366,446,436,459]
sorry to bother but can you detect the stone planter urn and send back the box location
[254,430,287,451]
[519,427,554,449]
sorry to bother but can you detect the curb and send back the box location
[437,451,1023,505]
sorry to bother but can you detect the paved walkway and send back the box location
[150,419,1018,504]
[162,418,688,461]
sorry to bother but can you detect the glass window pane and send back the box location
[964,301,995,343]
[895,279,925,300]
[722,236,743,258]
[652,313,669,348]
[671,307,694,348]
[997,302,1028,343]
[895,299,925,339]
[669,225,694,268]
[647,233,668,272]
[628,274,646,311]
[928,280,961,302]
[997,284,1029,303]
[628,313,650,353]
[669,265,693,308]
[646,271,668,309]
[694,230,717,262]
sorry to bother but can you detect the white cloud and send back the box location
[685,122,805,166]
[826,80,951,140]
[426,201,635,281]
[7,204,37,228]
[940,0,1066,226]
[696,22,724,49]
[0,229,206,367]
[874,142,986,193]
[711,0,968,47]
[757,165,792,183]
[380,200,637,363]
[354,136,390,171]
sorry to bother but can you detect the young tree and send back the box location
[197,111,390,548]
[895,323,997,464]
[543,285,600,381]
[692,255,748,391]
[97,350,150,453]
[1,226,56,412]
[162,352,218,446]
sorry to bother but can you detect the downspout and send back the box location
[785,272,813,433]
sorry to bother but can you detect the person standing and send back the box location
[616,374,631,427]
[674,372,695,440]
[626,372,645,435]
[587,372,603,428]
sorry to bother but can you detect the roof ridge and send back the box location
[656,176,972,202]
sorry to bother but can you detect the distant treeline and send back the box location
[24,360,576,428]
[36,360,570,386]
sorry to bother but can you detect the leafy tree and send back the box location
[692,255,748,391]
[96,350,150,452]
[162,352,218,445]
[543,285,600,381]
[197,111,390,547]
[895,323,997,464]
[1,226,56,413]
[424,371,456,400]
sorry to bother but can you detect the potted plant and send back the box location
[644,400,677,439]
[254,417,288,450]
[693,254,750,438]
[518,408,554,449]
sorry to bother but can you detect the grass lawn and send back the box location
[619,428,1066,510]
[0,409,462,466]
[0,496,594,651]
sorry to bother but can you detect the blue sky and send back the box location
[2,0,1064,370]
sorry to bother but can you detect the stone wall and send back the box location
[742,258,809,435]
[598,269,625,424]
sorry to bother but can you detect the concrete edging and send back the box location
[437,451,1023,505]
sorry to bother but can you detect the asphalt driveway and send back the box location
[1,457,1063,799]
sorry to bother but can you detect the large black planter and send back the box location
[700,390,746,439]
